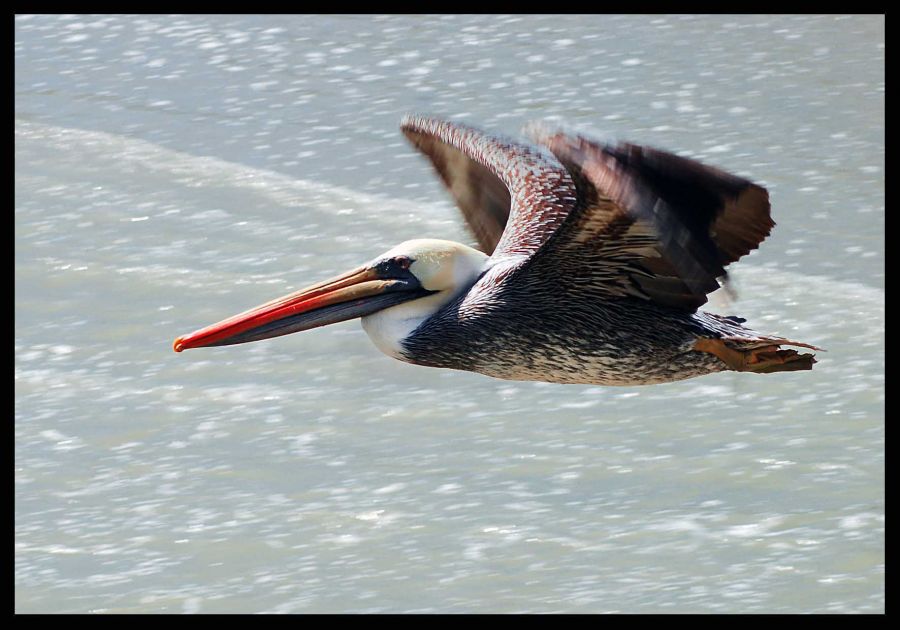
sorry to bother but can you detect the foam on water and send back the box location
[16,119,451,228]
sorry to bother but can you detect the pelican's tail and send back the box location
[693,336,820,374]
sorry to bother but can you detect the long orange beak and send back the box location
[174,264,427,352]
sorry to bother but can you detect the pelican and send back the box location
[174,115,819,385]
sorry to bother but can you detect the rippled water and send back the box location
[16,14,883,613]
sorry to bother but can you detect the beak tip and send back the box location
[173,337,186,353]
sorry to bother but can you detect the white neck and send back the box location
[360,291,455,360]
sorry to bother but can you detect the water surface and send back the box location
[16,14,883,613]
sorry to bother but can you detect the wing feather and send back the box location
[526,124,774,310]
[401,115,774,314]
[401,115,577,258]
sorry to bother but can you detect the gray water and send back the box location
[16,14,883,613]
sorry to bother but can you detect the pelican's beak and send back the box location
[173,263,429,352]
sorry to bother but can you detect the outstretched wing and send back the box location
[401,115,773,312]
[400,115,578,258]
[524,124,773,310]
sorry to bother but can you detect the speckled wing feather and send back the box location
[401,115,578,258]
[525,124,774,310]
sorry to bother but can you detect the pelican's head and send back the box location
[173,238,488,359]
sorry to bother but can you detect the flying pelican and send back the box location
[174,115,818,385]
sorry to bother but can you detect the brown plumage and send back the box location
[175,115,819,385]
[399,115,818,383]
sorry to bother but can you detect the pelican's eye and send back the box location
[374,256,415,279]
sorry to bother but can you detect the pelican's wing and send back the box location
[401,115,578,257]
[523,124,773,310]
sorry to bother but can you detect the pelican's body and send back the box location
[175,115,818,385]
[391,274,739,385]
